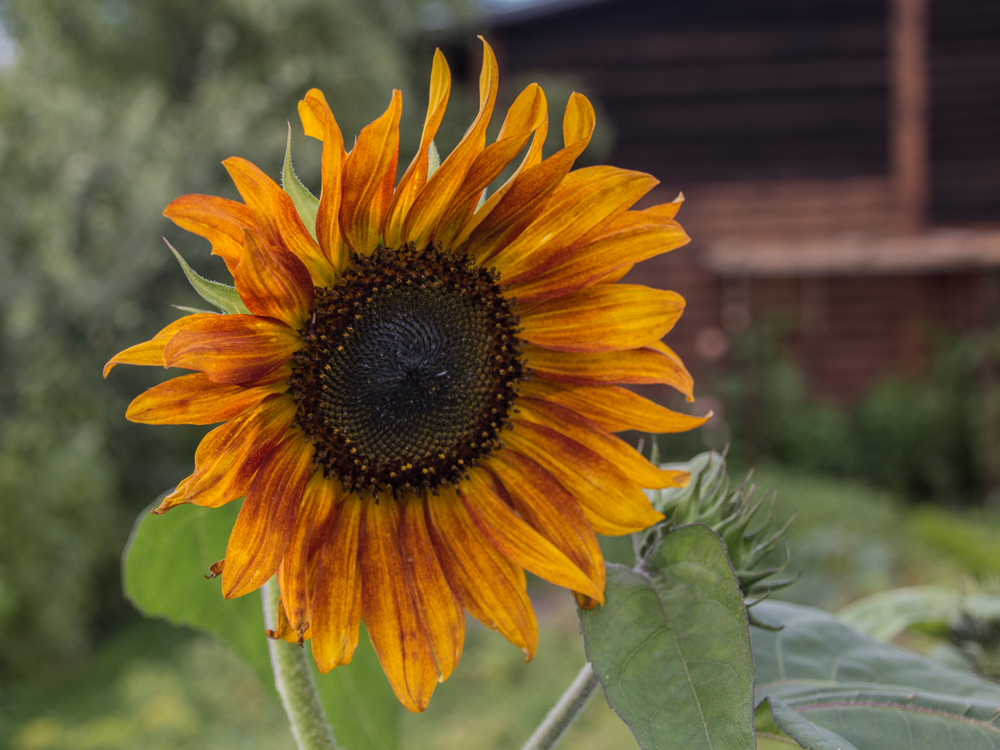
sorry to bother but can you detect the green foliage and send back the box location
[0,0,471,678]
[123,499,400,750]
[752,599,1000,749]
[579,524,755,750]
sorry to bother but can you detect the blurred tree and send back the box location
[0,0,473,679]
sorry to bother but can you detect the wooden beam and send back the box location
[889,0,930,232]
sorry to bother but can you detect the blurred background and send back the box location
[1,0,999,747]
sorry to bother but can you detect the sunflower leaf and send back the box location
[579,524,755,750]
[166,240,249,315]
[283,125,319,241]
[124,498,401,750]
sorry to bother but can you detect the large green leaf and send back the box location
[752,600,1000,749]
[123,499,400,750]
[579,523,755,750]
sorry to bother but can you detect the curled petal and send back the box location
[461,468,602,601]
[384,50,451,248]
[234,229,313,328]
[312,493,363,672]
[126,370,288,425]
[103,313,217,378]
[426,487,538,659]
[163,314,300,385]
[519,379,710,434]
[503,419,664,536]
[340,91,402,255]
[163,195,257,274]
[520,284,685,353]
[361,498,439,713]
[222,430,313,598]
[183,394,296,508]
[223,157,329,285]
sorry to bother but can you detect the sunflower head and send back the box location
[106,38,705,712]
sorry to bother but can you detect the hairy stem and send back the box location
[262,578,338,750]
[521,661,600,750]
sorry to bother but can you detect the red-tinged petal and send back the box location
[312,493,363,672]
[183,394,296,508]
[234,229,313,328]
[402,39,498,250]
[163,195,257,274]
[509,210,690,302]
[361,498,440,713]
[299,89,350,275]
[400,496,464,680]
[519,379,710,434]
[163,314,300,385]
[222,430,313,598]
[519,284,685,353]
[483,448,604,596]
[461,468,602,601]
[523,344,694,396]
[461,93,595,262]
[503,420,664,536]
[279,472,337,638]
[340,91,402,255]
[126,371,288,426]
[434,83,547,250]
[426,487,538,659]
[491,167,658,285]
[517,398,690,490]
[103,313,217,378]
[267,597,307,644]
[384,50,451,248]
[223,157,331,286]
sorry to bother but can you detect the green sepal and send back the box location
[166,239,250,315]
[427,140,441,179]
[282,124,319,241]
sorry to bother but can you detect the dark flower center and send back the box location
[289,245,523,496]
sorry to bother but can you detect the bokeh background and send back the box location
[1,0,999,747]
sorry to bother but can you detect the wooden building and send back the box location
[482,0,1000,401]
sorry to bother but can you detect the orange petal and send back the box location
[163,195,257,274]
[402,39,498,250]
[222,430,313,598]
[433,83,548,250]
[153,479,189,515]
[648,193,685,219]
[126,371,288,425]
[183,394,296,508]
[312,492,363,672]
[645,340,696,401]
[340,91,402,255]
[384,50,451,248]
[234,230,313,328]
[520,284,685,353]
[426,487,538,658]
[517,398,690,490]
[483,448,604,596]
[491,167,658,285]
[163,314,300,385]
[279,472,338,637]
[103,313,217,378]
[400,496,464,681]
[461,93,595,263]
[503,419,664,536]
[509,210,690,302]
[299,89,350,275]
[519,379,709,434]
[523,344,693,396]
[361,497,439,713]
[223,157,330,286]
[461,468,603,601]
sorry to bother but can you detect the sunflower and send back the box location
[105,39,706,712]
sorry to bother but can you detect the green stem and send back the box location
[262,578,338,750]
[521,662,600,750]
